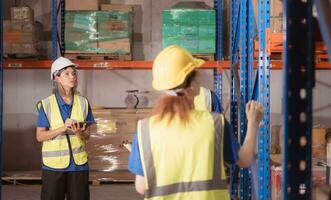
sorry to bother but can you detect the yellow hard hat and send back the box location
[152,45,205,90]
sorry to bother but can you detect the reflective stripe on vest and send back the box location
[194,87,212,112]
[138,112,228,199]
[39,94,88,169]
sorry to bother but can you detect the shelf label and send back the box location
[8,63,23,68]
[93,62,108,68]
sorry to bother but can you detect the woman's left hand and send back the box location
[68,121,89,140]
[68,121,84,133]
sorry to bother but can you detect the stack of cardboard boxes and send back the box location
[4,7,44,57]
[270,0,283,33]
[65,0,132,57]
[86,108,150,181]
[162,2,216,54]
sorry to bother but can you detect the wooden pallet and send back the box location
[65,53,132,61]
[89,171,134,185]
[3,54,42,59]
[2,170,134,185]
[2,171,41,185]
[192,54,215,61]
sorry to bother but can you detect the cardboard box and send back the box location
[271,125,281,154]
[271,17,283,33]
[66,0,110,10]
[3,43,12,54]
[12,43,38,54]
[279,127,331,159]
[101,4,133,12]
[65,11,98,53]
[97,10,132,36]
[11,7,34,22]
[97,10,132,54]
[4,21,44,56]
[4,32,37,43]
[65,31,98,53]
[86,108,150,176]
[98,38,131,54]
[65,11,132,54]
[312,128,331,158]
[270,0,283,33]
[67,0,96,10]
[86,134,133,171]
[271,0,283,18]
[90,108,150,135]
[162,2,216,54]
[270,154,282,166]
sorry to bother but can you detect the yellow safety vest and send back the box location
[137,110,230,200]
[37,94,89,169]
[194,87,212,112]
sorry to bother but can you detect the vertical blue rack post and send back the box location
[282,0,314,199]
[314,0,331,61]
[239,0,254,199]
[257,0,270,200]
[0,0,3,197]
[60,0,65,56]
[214,0,223,102]
[229,0,240,198]
[52,0,58,60]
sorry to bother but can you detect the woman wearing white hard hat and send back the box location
[36,57,94,200]
[128,45,263,200]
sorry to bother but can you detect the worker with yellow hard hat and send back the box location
[128,45,263,200]
[36,57,94,200]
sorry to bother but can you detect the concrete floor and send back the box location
[2,183,143,200]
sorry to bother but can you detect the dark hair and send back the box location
[152,71,196,125]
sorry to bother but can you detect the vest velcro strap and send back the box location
[146,180,228,198]
[42,149,70,157]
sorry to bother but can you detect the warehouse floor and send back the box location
[2,183,142,200]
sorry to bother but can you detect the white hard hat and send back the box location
[51,57,78,80]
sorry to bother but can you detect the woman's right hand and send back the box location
[245,100,263,126]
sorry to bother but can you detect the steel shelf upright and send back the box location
[52,0,58,60]
[229,0,240,199]
[257,0,270,200]
[214,0,223,103]
[238,0,255,199]
[52,0,65,60]
[282,0,314,199]
[0,0,4,197]
[229,0,271,199]
[314,0,331,61]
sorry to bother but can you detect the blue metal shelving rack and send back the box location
[52,0,65,60]
[314,0,331,61]
[229,0,240,199]
[51,0,58,60]
[257,0,270,200]
[214,0,223,102]
[239,0,255,199]
[228,0,271,199]
[282,0,314,199]
[0,0,3,197]
[0,0,325,199]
